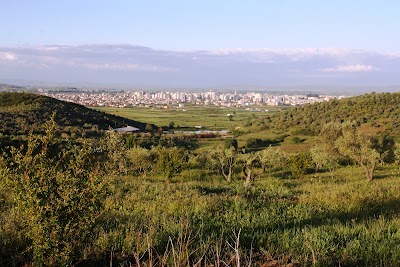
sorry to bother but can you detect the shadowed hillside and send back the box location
[0,92,151,136]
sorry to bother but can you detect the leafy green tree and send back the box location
[310,145,340,173]
[154,146,187,181]
[257,146,288,174]
[189,150,218,171]
[335,126,381,181]
[371,135,396,164]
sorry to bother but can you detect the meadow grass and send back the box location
[94,106,284,130]
[84,165,400,266]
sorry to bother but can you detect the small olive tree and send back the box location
[310,144,340,173]
[210,146,238,182]
[239,152,260,188]
[257,146,288,174]
[335,126,381,181]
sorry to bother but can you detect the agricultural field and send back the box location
[94,105,288,130]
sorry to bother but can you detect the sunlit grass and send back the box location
[81,165,400,266]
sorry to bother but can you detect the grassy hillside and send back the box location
[0,92,151,136]
[245,92,400,138]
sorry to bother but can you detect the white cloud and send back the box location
[207,48,356,57]
[80,63,177,72]
[320,64,379,73]
[0,52,17,61]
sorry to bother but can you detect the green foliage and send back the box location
[310,144,340,173]
[290,136,303,144]
[1,131,108,266]
[288,151,313,178]
[371,135,396,164]
[209,146,238,182]
[153,146,188,180]
[126,146,154,176]
[335,125,381,181]
[251,92,400,136]
[3,92,400,266]
[82,166,400,267]
[224,138,238,150]
[245,137,280,149]
[239,152,260,188]
[98,130,129,175]
[257,146,288,174]
[145,123,154,134]
[189,150,218,171]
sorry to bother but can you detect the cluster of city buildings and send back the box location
[41,90,345,108]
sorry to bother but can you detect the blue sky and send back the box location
[2,0,400,51]
[1,1,400,90]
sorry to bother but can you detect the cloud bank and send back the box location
[0,45,399,90]
[320,64,380,73]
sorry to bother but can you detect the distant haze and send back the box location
[1,45,400,93]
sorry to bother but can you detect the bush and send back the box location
[290,136,303,144]
[288,151,313,178]
[1,133,109,266]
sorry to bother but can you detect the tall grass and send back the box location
[2,165,400,266]
[74,166,400,266]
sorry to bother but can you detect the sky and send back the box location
[1,1,400,91]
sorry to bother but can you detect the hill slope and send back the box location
[0,92,150,136]
[248,92,400,137]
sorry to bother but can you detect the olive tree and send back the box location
[240,152,261,188]
[310,144,340,173]
[210,146,238,182]
[335,126,381,181]
[257,146,288,174]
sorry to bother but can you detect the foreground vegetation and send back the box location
[1,123,400,266]
[1,92,400,266]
